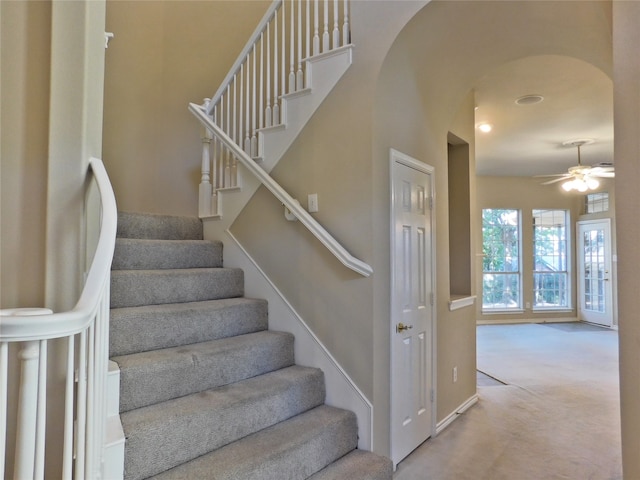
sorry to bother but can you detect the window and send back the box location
[585,192,609,214]
[482,209,521,310]
[532,209,570,309]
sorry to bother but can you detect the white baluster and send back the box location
[273,12,280,125]
[282,1,286,100]
[260,32,264,131]
[251,44,257,157]
[289,0,295,93]
[212,106,220,190]
[76,330,87,480]
[343,0,349,45]
[226,86,231,183]
[62,336,75,480]
[233,74,238,151]
[34,340,47,480]
[85,325,96,479]
[0,342,8,479]
[306,0,310,62]
[14,341,40,480]
[265,23,272,128]
[244,53,251,154]
[323,0,329,52]
[239,64,245,153]
[333,0,339,49]
[296,0,303,90]
[313,0,320,55]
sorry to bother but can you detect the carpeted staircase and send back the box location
[109,212,392,480]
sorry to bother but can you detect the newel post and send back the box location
[199,98,214,217]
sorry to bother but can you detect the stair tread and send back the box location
[117,211,203,240]
[110,298,268,356]
[150,405,357,480]
[110,268,244,308]
[122,365,326,480]
[114,331,295,412]
[308,450,393,480]
[112,238,223,270]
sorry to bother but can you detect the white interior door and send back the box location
[390,150,435,467]
[577,219,613,327]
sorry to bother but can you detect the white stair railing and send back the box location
[0,158,117,480]
[197,0,351,218]
[190,103,372,277]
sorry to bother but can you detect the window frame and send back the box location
[481,208,523,312]
[531,209,572,312]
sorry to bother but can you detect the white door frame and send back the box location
[576,218,614,327]
[389,148,437,466]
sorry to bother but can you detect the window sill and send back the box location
[449,295,476,311]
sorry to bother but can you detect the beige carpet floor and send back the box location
[393,322,622,480]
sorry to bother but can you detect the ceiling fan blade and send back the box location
[534,173,571,178]
[591,172,615,178]
[590,166,615,173]
[541,176,570,185]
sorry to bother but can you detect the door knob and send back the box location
[396,322,413,333]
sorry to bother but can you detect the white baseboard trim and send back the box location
[222,230,373,450]
[477,317,578,325]
[435,394,479,435]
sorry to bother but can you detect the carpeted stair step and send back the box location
[122,365,326,480]
[117,211,203,240]
[109,298,268,357]
[151,405,358,480]
[114,331,295,412]
[112,238,223,270]
[110,268,243,308]
[308,450,394,480]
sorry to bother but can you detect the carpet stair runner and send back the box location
[110,212,393,480]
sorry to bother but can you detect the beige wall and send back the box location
[103,1,271,216]
[0,0,50,310]
[613,2,640,477]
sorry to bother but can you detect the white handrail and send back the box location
[0,159,117,341]
[190,102,372,277]
[0,157,117,479]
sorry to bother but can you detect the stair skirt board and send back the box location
[220,228,373,451]
[109,212,389,479]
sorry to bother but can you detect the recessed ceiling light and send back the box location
[477,123,493,133]
[515,94,544,106]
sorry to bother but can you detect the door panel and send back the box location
[391,150,435,467]
[577,220,613,327]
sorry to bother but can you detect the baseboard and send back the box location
[435,394,479,435]
[222,230,373,451]
[477,317,578,325]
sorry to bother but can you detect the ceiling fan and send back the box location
[537,139,615,192]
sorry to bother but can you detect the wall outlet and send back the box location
[525,302,531,309]
[453,366,458,383]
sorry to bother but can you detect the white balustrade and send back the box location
[197,0,351,218]
[0,158,117,480]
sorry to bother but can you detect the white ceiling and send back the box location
[473,54,614,177]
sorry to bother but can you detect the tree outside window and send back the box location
[482,209,521,310]
[533,209,569,309]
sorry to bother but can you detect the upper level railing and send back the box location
[197,0,351,217]
[0,157,117,480]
